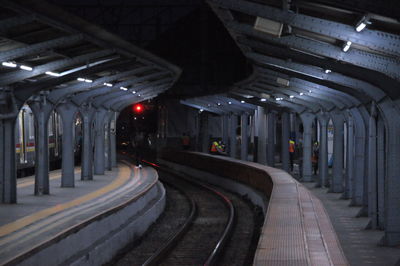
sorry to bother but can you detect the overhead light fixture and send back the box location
[300,92,304,96]
[77,77,85,82]
[254,17,283,37]
[120,87,128,91]
[138,94,141,97]
[325,69,331,74]
[260,98,267,102]
[20,65,33,71]
[217,102,221,106]
[103,82,113,87]
[84,79,93,83]
[228,101,232,105]
[309,90,312,93]
[241,100,245,103]
[199,109,204,112]
[342,41,352,52]
[132,91,136,94]
[2,61,17,68]
[277,77,290,87]
[45,71,61,77]
[289,95,294,98]
[276,97,283,101]
[207,104,211,107]
[355,16,369,32]
[356,22,367,32]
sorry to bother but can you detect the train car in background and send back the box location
[15,105,82,177]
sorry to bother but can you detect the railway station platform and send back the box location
[0,162,165,266]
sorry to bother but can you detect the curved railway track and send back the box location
[111,154,261,266]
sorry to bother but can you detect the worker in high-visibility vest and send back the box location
[210,140,226,155]
[289,139,295,171]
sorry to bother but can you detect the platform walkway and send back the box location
[0,162,162,265]
[303,183,400,266]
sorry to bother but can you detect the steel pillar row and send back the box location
[0,118,17,203]
[229,114,237,159]
[317,113,329,188]
[330,111,345,193]
[241,113,249,161]
[267,111,275,167]
[343,112,354,199]
[80,106,96,180]
[300,112,315,182]
[281,112,290,172]
[94,109,109,175]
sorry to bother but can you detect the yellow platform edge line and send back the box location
[0,166,133,238]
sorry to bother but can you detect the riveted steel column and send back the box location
[267,111,275,166]
[80,106,96,180]
[281,112,290,172]
[56,102,78,187]
[330,111,345,192]
[94,109,108,175]
[0,118,17,203]
[241,113,249,160]
[105,112,114,170]
[257,106,267,164]
[229,114,237,158]
[300,112,315,182]
[367,103,378,228]
[350,108,366,206]
[110,112,118,168]
[343,112,354,199]
[222,115,229,147]
[377,116,385,229]
[378,99,400,246]
[317,113,329,188]
[29,98,53,195]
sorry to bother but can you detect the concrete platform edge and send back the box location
[11,181,166,266]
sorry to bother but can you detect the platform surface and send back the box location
[0,162,157,264]
[304,183,400,266]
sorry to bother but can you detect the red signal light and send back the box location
[133,104,143,113]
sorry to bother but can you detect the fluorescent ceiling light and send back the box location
[103,82,113,87]
[260,98,267,102]
[2,61,17,68]
[20,65,33,71]
[356,22,367,32]
[241,100,245,103]
[77,77,85,82]
[84,79,93,83]
[200,109,204,112]
[120,87,128,91]
[300,92,304,96]
[342,41,352,52]
[290,95,294,98]
[276,97,283,101]
[325,69,331,74]
[138,94,141,96]
[45,71,61,77]
[228,101,232,105]
[217,102,221,106]
[309,90,312,93]
[132,91,136,94]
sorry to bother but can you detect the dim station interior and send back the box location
[0,0,399,265]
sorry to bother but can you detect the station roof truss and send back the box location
[204,0,400,115]
[0,0,181,114]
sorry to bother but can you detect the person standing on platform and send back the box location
[182,132,190,150]
[289,139,295,171]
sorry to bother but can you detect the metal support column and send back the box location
[80,105,96,180]
[281,112,290,172]
[317,113,329,188]
[343,112,354,199]
[367,104,378,228]
[331,111,345,193]
[56,101,78,187]
[222,115,229,147]
[110,112,118,168]
[350,108,366,206]
[300,112,315,182]
[377,116,385,229]
[257,107,267,164]
[229,114,237,158]
[0,118,17,203]
[29,97,53,195]
[241,113,249,160]
[267,111,275,166]
[94,109,108,175]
